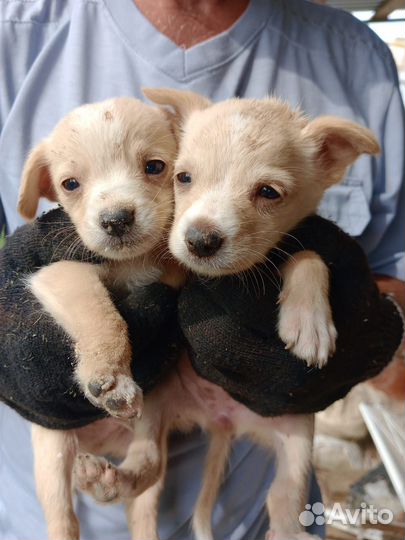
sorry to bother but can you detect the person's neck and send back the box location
[134,0,250,48]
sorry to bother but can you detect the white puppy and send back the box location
[16,97,177,540]
[75,89,379,540]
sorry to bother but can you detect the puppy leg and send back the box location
[29,260,142,418]
[74,403,163,503]
[31,424,79,540]
[127,422,169,540]
[127,467,166,540]
[192,430,232,540]
[264,414,320,540]
[278,250,337,368]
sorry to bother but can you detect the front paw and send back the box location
[278,300,337,369]
[76,338,143,418]
[85,373,143,419]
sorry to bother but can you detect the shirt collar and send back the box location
[102,0,274,81]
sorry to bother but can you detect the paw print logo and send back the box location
[299,502,325,527]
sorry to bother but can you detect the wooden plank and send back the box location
[371,0,404,20]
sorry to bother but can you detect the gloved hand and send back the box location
[178,215,404,416]
[0,208,180,429]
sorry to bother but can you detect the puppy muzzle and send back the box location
[185,226,224,258]
[100,209,135,238]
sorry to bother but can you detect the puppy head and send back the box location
[18,98,177,260]
[145,88,379,276]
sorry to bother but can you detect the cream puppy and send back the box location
[75,90,379,540]
[159,90,380,368]
[20,98,176,418]
[16,97,177,540]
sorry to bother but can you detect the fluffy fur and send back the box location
[14,98,179,540]
[76,90,380,540]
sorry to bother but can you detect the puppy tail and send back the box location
[192,429,232,540]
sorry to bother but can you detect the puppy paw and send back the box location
[278,300,337,369]
[74,454,120,502]
[86,374,143,419]
[75,337,142,418]
[74,453,138,503]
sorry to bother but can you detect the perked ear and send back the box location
[302,116,380,186]
[17,141,56,221]
[143,87,211,137]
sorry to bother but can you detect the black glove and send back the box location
[0,208,181,429]
[178,215,404,416]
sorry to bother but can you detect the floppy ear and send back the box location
[143,87,211,137]
[17,141,57,221]
[302,116,380,186]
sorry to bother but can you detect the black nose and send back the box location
[185,227,223,258]
[100,209,135,237]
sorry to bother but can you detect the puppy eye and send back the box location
[62,178,80,191]
[177,172,192,184]
[257,185,281,200]
[145,160,165,175]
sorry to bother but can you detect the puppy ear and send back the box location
[17,141,57,221]
[143,87,211,136]
[302,116,380,186]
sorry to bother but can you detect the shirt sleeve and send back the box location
[353,35,405,281]
[367,84,405,280]
[0,0,68,232]
[1,2,63,131]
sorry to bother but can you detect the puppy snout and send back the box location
[185,226,223,258]
[100,209,135,237]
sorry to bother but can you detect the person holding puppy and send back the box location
[0,1,403,539]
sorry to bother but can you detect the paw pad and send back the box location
[85,374,143,419]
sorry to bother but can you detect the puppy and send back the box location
[75,90,379,540]
[16,97,177,540]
